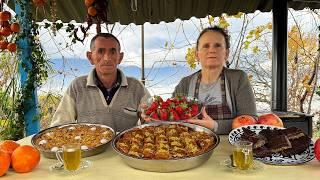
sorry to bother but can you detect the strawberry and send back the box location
[146,95,200,121]
[315,138,320,161]
[166,98,176,108]
[145,107,155,115]
[149,102,158,111]
[190,103,199,116]
[150,111,159,120]
[160,101,170,109]
[181,112,192,120]
[166,98,173,104]
[170,97,178,104]
[169,110,180,121]
[175,102,188,115]
[175,106,184,115]
[159,109,168,120]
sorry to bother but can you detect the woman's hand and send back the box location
[185,108,217,130]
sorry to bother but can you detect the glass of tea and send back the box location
[55,144,81,171]
[232,140,253,170]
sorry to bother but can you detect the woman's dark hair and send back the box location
[90,33,121,51]
[196,26,230,50]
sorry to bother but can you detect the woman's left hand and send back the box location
[185,108,217,130]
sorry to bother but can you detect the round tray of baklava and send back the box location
[112,121,220,172]
[31,123,115,159]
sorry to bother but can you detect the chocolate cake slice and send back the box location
[266,134,292,153]
[241,128,267,149]
[242,127,256,136]
[280,135,311,156]
[254,146,273,158]
[280,126,305,140]
[259,128,282,140]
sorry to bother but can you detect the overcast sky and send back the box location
[38,8,319,70]
[39,11,274,68]
[37,8,319,96]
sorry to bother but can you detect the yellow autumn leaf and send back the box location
[208,15,214,26]
[243,41,250,49]
[246,34,253,39]
[267,22,272,30]
[0,119,8,127]
[291,25,298,33]
[186,47,197,69]
[233,12,244,18]
[190,63,196,69]
[302,75,310,84]
[305,85,312,93]
[252,46,259,54]
[218,17,230,28]
[164,41,168,48]
[247,74,253,81]
[254,26,264,39]
[170,43,174,49]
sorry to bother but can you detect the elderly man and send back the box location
[51,33,150,132]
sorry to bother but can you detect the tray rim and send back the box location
[112,121,220,161]
[31,122,115,156]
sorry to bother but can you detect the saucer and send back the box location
[220,159,264,174]
[50,160,91,173]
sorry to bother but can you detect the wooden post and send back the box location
[15,0,40,135]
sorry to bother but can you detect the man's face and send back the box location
[87,37,123,76]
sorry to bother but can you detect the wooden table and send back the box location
[2,136,320,180]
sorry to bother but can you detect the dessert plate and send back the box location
[228,125,315,165]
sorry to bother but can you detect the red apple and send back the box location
[232,115,257,129]
[258,113,284,127]
[315,138,320,161]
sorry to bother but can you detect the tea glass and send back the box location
[55,144,81,172]
[232,140,253,170]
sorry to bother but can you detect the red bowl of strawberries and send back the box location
[142,95,203,122]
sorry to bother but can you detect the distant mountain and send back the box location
[45,58,198,92]
[119,64,197,81]
[49,58,93,76]
[49,58,197,81]
[118,65,141,77]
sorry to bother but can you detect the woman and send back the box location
[173,26,257,134]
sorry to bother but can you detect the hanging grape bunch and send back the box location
[0,8,20,53]
[74,0,109,42]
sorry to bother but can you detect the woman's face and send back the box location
[196,31,229,69]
